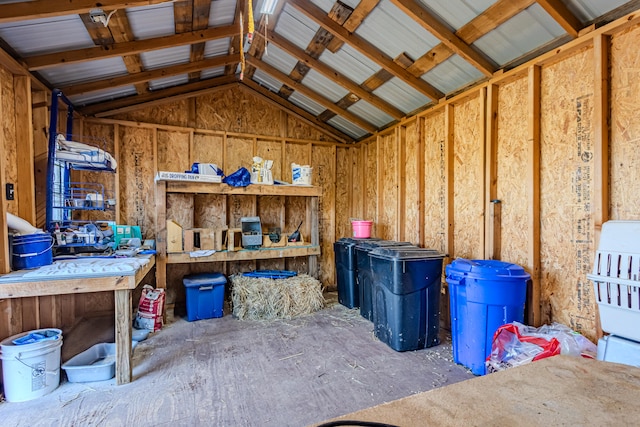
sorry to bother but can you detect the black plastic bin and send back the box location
[355,240,413,320]
[334,237,380,308]
[369,247,445,351]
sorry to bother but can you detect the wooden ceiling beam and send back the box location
[189,0,213,81]
[327,0,379,53]
[246,55,378,133]
[0,0,172,23]
[261,31,404,119]
[80,74,238,116]
[241,80,354,143]
[25,24,238,71]
[61,54,241,96]
[389,0,497,76]
[287,0,443,101]
[536,0,582,38]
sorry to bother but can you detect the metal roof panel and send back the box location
[275,4,320,51]
[348,100,394,128]
[149,74,189,90]
[68,86,138,107]
[473,4,566,66]
[38,57,128,86]
[140,45,192,70]
[209,0,238,26]
[302,69,349,103]
[262,43,299,75]
[419,0,496,30]
[373,77,432,114]
[354,0,440,60]
[127,3,175,40]
[566,0,629,22]
[204,38,233,58]
[289,91,327,116]
[200,66,227,79]
[423,54,484,94]
[318,44,380,85]
[327,115,368,139]
[253,69,285,92]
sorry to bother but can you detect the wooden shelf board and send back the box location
[166,245,321,264]
[165,182,322,196]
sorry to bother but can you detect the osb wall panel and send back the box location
[193,133,224,166]
[158,130,190,172]
[76,123,117,224]
[196,88,281,136]
[287,115,332,142]
[404,121,421,245]
[351,146,364,222]
[423,111,446,253]
[313,144,336,286]
[496,78,529,267]
[228,195,257,229]
[453,96,484,259]
[335,146,350,239]
[256,139,283,181]
[258,195,284,231]
[194,194,226,229]
[285,196,308,273]
[379,133,398,240]
[364,141,378,233]
[167,194,194,229]
[540,47,596,338]
[610,26,640,220]
[118,126,156,237]
[225,136,253,175]
[114,99,190,127]
[285,142,311,183]
[1,67,17,216]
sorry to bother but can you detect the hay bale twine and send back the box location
[231,274,325,320]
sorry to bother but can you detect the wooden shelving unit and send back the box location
[154,181,321,290]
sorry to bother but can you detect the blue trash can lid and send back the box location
[369,247,444,261]
[446,258,530,280]
[183,272,227,287]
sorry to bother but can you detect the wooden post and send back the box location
[593,34,610,339]
[14,76,36,224]
[417,117,425,248]
[397,126,406,241]
[114,124,121,224]
[0,78,9,275]
[444,104,455,257]
[527,65,542,326]
[155,181,167,290]
[484,84,500,260]
[114,288,133,385]
[308,196,319,278]
[376,135,383,238]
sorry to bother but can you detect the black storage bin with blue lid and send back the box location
[355,240,414,320]
[183,272,227,321]
[334,237,381,309]
[369,247,445,351]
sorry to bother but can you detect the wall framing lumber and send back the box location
[444,104,454,256]
[484,84,499,260]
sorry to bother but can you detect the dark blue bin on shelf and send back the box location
[446,259,529,375]
[355,240,413,320]
[183,273,227,321]
[334,237,381,309]
[369,247,445,351]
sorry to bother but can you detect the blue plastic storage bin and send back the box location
[446,259,529,375]
[369,247,445,351]
[355,240,413,320]
[183,273,226,321]
[334,237,380,309]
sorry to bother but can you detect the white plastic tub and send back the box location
[62,342,137,383]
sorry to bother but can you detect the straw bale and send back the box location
[231,274,325,320]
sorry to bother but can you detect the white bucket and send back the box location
[0,328,62,402]
[292,163,313,185]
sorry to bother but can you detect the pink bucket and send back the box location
[352,220,373,238]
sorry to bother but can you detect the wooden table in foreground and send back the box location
[0,256,155,385]
[316,355,640,426]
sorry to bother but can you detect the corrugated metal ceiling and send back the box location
[0,0,636,143]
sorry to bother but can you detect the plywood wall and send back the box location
[452,95,485,260]
[403,120,421,245]
[496,78,529,267]
[540,47,596,335]
[423,111,446,253]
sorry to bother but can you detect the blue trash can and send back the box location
[446,259,529,375]
[334,237,380,309]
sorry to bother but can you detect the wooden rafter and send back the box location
[389,0,497,76]
[189,0,212,81]
[326,0,379,53]
[0,0,171,23]
[259,31,404,119]
[24,24,237,70]
[246,55,378,133]
[61,54,241,96]
[536,0,582,38]
[80,74,238,116]
[287,0,444,101]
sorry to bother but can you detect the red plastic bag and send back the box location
[134,285,165,332]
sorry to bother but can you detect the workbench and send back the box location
[0,255,155,385]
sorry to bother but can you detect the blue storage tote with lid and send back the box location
[445,259,529,375]
[369,247,445,351]
[355,240,414,320]
[183,273,227,321]
[334,237,381,309]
